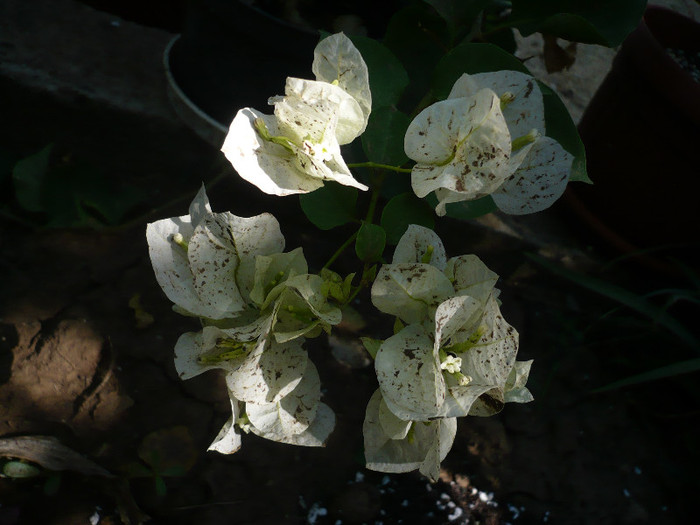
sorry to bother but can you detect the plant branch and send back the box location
[322,230,359,270]
[347,162,412,173]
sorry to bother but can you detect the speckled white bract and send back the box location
[221,32,371,196]
[312,32,372,135]
[363,390,457,482]
[406,71,574,216]
[146,185,285,320]
[146,186,341,453]
[406,89,513,210]
[365,226,533,477]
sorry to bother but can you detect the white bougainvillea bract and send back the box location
[143,30,591,483]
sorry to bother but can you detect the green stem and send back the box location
[344,263,371,305]
[322,230,359,270]
[347,162,412,173]
[364,178,383,224]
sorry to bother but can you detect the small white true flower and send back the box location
[440,354,462,374]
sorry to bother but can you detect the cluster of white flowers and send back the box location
[144,32,573,481]
[146,186,340,452]
[405,71,574,216]
[363,225,533,481]
[221,33,371,196]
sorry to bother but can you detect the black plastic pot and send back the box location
[567,5,700,273]
[167,0,319,134]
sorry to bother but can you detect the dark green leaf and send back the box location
[0,147,18,185]
[12,144,53,213]
[362,107,410,166]
[594,358,700,392]
[538,82,591,183]
[355,222,386,262]
[481,27,517,54]
[43,473,62,496]
[426,193,497,219]
[349,36,409,109]
[527,253,700,350]
[379,171,413,200]
[2,460,41,478]
[360,337,382,359]
[300,183,358,230]
[154,475,167,497]
[508,0,646,47]
[423,0,492,41]
[432,42,529,99]
[43,161,143,227]
[381,192,435,244]
[383,5,450,108]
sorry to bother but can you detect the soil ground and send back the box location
[1,2,700,524]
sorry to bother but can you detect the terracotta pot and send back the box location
[568,5,700,272]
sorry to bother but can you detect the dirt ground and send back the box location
[2,3,700,525]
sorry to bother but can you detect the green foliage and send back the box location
[383,4,450,108]
[300,182,358,230]
[426,193,498,219]
[594,358,700,392]
[361,337,382,359]
[539,82,591,184]
[508,0,647,47]
[423,0,492,42]
[380,192,435,245]
[361,107,410,166]
[528,253,700,391]
[12,144,52,212]
[349,36,409,109]
[528,253,699,350]
[5,144,143,228]
[432,42,528,99]
[355,222,386,262]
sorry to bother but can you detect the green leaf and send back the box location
[432,42,529,100]
[508,0,646,47]
[481,27,517,54]
[423,0,492,41]
[349,36,409,109]
[43,473,62,496]
[42,161,143,227]
[427,194,497,219]
[539,82,591,184]
[12,144,53,213]
[381,193,435,245]
[527,253,700,350]
[361,337,382,359]
[0,147,18,185]
[594,358,700,392]
[2,460,41,478]
[154,475,167,497]
[362,107,411,166]
[355,222,386,263]
[300,183,358,230]
[383,5,450,108]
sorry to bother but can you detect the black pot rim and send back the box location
[163,35,229,147]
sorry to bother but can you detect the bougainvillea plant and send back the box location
[147,2,607,479]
